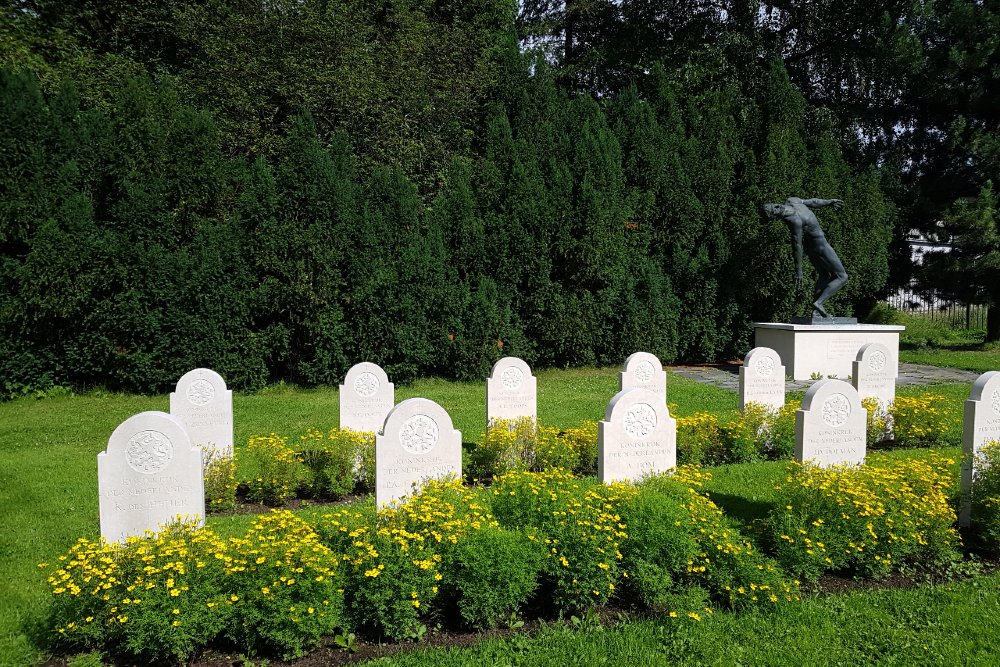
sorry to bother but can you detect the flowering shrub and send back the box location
[718,402,798,464]
[970,441,1000,550]
[675,412,724,465]
[242,435,304,505]
[42,522,230,663]
[624,467,799,612]
[40,514,346,661]
[767,454,960,581]
[491,469,633,612]
[889,394,961,447]
[296,428,370,499]
[469,418,585,479]
[560,420,599,475]
[862,397,891,445]
[203,450,237,512]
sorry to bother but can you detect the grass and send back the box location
[899,346,1000,374]
[367,572,1000,666]
[0,365,990,666]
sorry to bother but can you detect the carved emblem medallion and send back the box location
[624,403,657,438]
[125,430,174,474]
[634,360,655,383]
[868,350,887,373]
[354,372,380,398]
[754,356,775,378]
[399,414,439,454]
[186,379,215,406]
[821,393,851,428]
[501,367,523,390]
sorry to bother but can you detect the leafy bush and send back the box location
[296,428,359,499]
[862,396,891,445]
[242,435,304,505]
[224,512,344,658]
[449,526,544,629]
[560,420,599,475]
[718,402,798,464]
[767,454,961,581]
[469,418,584,479]
[970,441,1000,550]
[637,468,799,611]
[42,522,232,663]
[675,412,725,465]
[203,451,237,513]
[490,470,633,612]
[889,394,961,447]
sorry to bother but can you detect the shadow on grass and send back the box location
[703,491,777,530]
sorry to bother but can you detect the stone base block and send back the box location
[753,322,905,381]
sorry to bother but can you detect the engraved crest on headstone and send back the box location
[821,393,850,428]
[400,414,439,454]
[125,430,174,474]
[354,372,380,398]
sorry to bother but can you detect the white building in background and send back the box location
[888,227,952,310]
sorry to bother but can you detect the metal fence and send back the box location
[886,290,988,330]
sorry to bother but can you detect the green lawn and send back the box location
[0,367,989,666]
[899,347,1000,374]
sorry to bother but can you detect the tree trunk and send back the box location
[988,301,1000,342]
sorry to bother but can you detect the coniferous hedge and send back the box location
[0,59,895,396]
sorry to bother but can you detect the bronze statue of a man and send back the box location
[762,197,846,318]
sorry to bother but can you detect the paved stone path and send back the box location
[669,362,981,393]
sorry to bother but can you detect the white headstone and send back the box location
[852,342,896,409]
[375,398,462,507]
[169,368,233,458]
[486,357,537,425]
[795,379,866,468]
[598,388,676,484]
[620,352,667,401]
[739,347,786,411]
[340,362,395,433]
[98,411,205,544]
[960,371,1000,526]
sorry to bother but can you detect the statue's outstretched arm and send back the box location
[801,198,844,209]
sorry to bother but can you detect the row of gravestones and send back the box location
[739,343,896,412]
[96,356,1000,543]
[96,353,668,543]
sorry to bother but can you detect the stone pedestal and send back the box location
[753,322,904,381]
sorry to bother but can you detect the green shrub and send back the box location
[639,468,799,610]
[449,527,544,629]
[490,470,631,612]
[889,394,961,447]
[767,454,961,581]
[560,421,599,475]
[224,512,345,658]
[970,441,1000,551]
[42,522,232,663]
[675,412,725,465]
[469,419,581,479]
[295,428,357,499]
[242,434,304,505]
[203,450,237,513]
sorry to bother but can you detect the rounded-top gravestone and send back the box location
[852,342,896,409]
[795,379,866,468]
[620,352,667,400]
[486,356,537,426]
[375,398,462,508]
[739,346,785,412]
[598,387,676,484]
[169,368,233,458]
[98,411,205,544]
[340,362,395,433]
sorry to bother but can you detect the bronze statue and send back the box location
[762,197,846,318]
